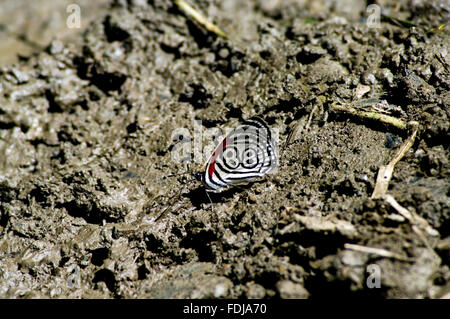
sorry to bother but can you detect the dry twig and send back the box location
[344,243,412,261]
[371,121,419,199]
[175,0,228,39]
[369,121,439,254]
[330,102,408,130]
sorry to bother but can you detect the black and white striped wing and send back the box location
[203,117,278,191]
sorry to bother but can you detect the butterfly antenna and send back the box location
[164,172,192,178]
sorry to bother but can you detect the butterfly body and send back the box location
[197,117,278,192]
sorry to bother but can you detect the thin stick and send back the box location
[330,102,408,130]
[344,243,412,262]
[384,195,439,251]
[381,14,417,28]
[368,120,439,255]
[175,0,228,39]
[384,194,412,220]
[371,121,419,199]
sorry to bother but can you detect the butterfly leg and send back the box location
[204,189,214,207]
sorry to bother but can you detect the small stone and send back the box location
[378,68,394,86]
[218,48,229,59]
[362,72,376,85]
[386,214,406,223]
[355,84,370,99]
[214,283,228,298]
[248,194,257,203]
[385,133,402,149]
[247,283,266,299]
[294,215,357,238]
[276,280,309,299]
[11,68,30,84]
[340,250,367,266]
[49,40,64,55]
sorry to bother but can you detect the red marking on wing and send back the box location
[208,138,228,178]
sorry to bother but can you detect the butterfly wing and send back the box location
[203,117,278,191]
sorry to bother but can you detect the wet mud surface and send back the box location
[0,0,449,298]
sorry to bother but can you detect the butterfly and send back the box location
[194,116,278,192]
[155,117,278,220]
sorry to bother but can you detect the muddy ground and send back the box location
[0,0,449,299]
